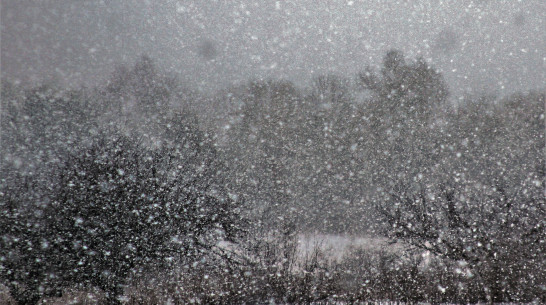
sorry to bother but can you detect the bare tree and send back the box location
[1,128,243,305]
[375,170,545,303]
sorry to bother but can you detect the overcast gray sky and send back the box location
[2,0,545,98]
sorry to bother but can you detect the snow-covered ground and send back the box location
[297,233,391,261]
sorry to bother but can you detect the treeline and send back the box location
[213,50,544,234]
[1,50,544,304]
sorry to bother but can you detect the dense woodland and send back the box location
[1,51,544,304]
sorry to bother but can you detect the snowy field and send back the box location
[296,234,392,261]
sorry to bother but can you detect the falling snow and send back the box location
[1,1,545,304]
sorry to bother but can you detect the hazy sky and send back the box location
[2,0,545,98]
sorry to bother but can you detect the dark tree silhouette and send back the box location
[0,129,242,305]
[375,172,545,303]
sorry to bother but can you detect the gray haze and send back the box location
[2,0,545,98]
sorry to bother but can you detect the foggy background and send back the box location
[2,0,545,98]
